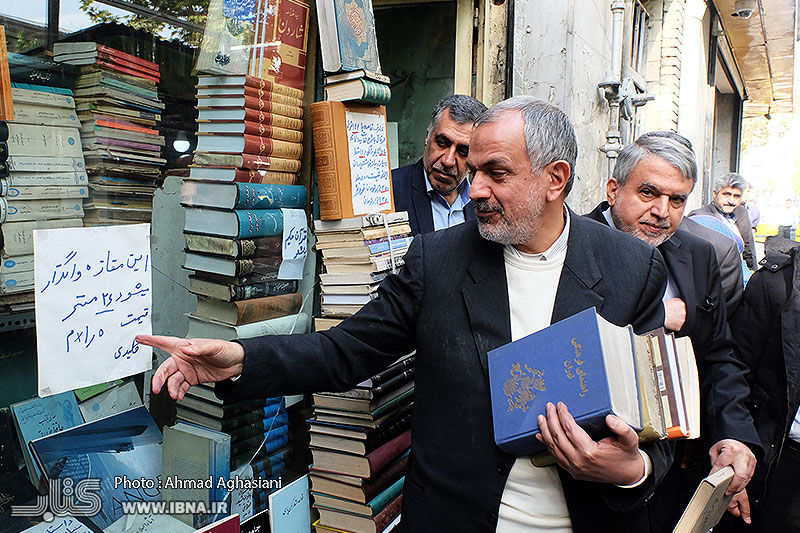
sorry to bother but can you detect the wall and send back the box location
[512,0,615,213]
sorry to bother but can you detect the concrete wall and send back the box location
[676,0,714,211]
[512,0,616,213]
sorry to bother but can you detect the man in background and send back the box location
[585,132,760,530]
[391,94,487,235]
[689,173,757,270]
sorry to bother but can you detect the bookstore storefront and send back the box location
[0,0,461,531]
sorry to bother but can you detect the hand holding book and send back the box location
[136,334,245,400]
[708,438,756,524]
[536,401,646,486]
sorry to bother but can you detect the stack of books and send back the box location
[0,84,88,297]
[53,42,166,225]
[486,307,701,458]
[309,355,414,533]
[324,69,391,105]
[313,212,410,320]
[175,384,291,476]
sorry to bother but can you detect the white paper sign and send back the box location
[22,516,95,533]
[278,208,308,280]
[229,463,255,521]
[34,224,153,397]
[345,111,392,215]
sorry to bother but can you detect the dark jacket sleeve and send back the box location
[216,235,427,401]
[696,250,762,452]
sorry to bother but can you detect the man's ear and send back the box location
[607,177,620,206]
[544,160,571,201]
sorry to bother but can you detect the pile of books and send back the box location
[324,69,391,105]
[486,308,701,457]
[181,71,310,334]
[53,42,166,225]
[309,355,414,533]
[172,384,291,516]
[0,84,88,298]
[314,212,411,321]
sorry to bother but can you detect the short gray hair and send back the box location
[613,132,697,187]
[428,95,487,135]
[475,96,578,196]
[714,172,747,193]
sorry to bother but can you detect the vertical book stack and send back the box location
[313,211,411,323]
[309,354,414,533]
[53,42,165,225]
[172,385,291,513]
[0,85,88,297]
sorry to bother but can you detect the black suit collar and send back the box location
[461,208,605,376]
[409,159,435,234]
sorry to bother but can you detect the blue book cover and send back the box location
[234,183,307,210]
[487,307,641,455]
[28,405,162,529]
[267,475,310,533]
[10,391,83,491]
[235,209,284,238]
[333,0,381,72]
[367,236,413,254]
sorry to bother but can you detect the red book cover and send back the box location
[192,152,302,173]
[366,429,411,475]
[198,74,304,99]
[238,122,304,142]
[240,135,303,159]
[95,119,159,136]
[198,95,302,119]
[96,44,159,73]
[94,59,160,83]
[197,109,303,130]
[250,0,309,91]
[97,51,160,78]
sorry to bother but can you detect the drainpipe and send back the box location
[598,0,626,181]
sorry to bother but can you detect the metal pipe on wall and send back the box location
[598,0,627,181]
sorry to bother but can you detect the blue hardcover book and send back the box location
[11,82,74,97]
[28,405,162,529]
[184,207,284,238]
[10,391,83,491]
[487,307,642,455]
[182,182,307,210]
[331,0,381,72]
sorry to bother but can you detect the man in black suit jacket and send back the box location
[139,98,676,532]
[585,132,760,529]
[391,95,486,235]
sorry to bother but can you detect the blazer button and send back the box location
[497,463,509,475]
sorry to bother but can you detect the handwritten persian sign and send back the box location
[278,208,307,280]
[34,224,153,397]
[345,111,392,215]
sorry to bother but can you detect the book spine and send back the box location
[310,101,343,220]
[197,108,303,130]
[234,292,302,324]
[372,368,415,398]
[368,476,404,514]
[93,119,158,135]
[198,96,302,120]
[1,184,88,200]
[6,155,85,173]
[239,75,304,99]
[252,459,286,479]
[239,155,302,173]
[239,136,303,160]
[4,198,84,222]
[232,169,297,185]
[11,87,75,109]
[98,79,159,100]
[233,280,297,301]
[87,126,163,144]
[0,218,83,255]
[370,357,415,387]
[359,79,391,105]
[2,124,83,158]
[0,27,13,122]
[199,86,303,107]
[92,59,159,83]
[9,103,79,127]
[0,254,34,274]
[234,183,306,210]
[238,122,303,142]
[96,51,160,77]
[373,494,403,532]
[94,137,161,152]
[96,45,159,72]
[235,209,284,238]
[366,430,412,475]
[252,448,290,472]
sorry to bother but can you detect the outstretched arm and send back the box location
[136,335,245,400]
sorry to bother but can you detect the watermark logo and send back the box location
[11,478,102,521]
